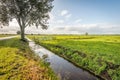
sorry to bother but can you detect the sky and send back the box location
[0,0,120,34]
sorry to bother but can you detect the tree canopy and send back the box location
[0,0,54,40]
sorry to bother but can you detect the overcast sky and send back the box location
[0,0,120,34]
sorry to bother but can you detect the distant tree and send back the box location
[0,0,54,41]
[85,32,88,36]
[17,30,21,34]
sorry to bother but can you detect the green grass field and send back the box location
[0,38,58,80]
[29,35,120,80]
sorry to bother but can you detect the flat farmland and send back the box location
[29,35,120,80]
[0,34,15,38]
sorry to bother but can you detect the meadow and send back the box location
[0,37,58,80]
[29,35,120,80]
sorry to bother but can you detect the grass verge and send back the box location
[0,38,58,80]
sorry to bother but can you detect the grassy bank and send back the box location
[0,38,58,80]
[28,35,120,80]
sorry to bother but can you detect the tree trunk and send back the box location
[20,26,26,41]
[19,16,26,41]
[17,16,27,41]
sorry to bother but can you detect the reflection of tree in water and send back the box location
[64,71,70,80]
[42,54,51,65]
[57,68,70,80]
[42,54,48,59]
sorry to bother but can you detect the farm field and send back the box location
[0,37,58,80]
[29,35,120,80]
[0,34,16,38]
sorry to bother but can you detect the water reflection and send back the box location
[29,40,98,80]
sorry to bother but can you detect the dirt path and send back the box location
[0,36,18,41]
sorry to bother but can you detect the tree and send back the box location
[85,32,88,36]
[17,30,21,34]
[0,0,54,41]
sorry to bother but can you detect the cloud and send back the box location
[56,20,64,24]
[75,19,82,23]
[49,13,55,24]
[60,10,72,19]
[9,21,19,27]
[0,17,120,34]
[65,14,72,18]
[0,26,19,34]
[48,23,120,34]
[61,10,68,16]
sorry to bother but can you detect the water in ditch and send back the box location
[28,40,99,80]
